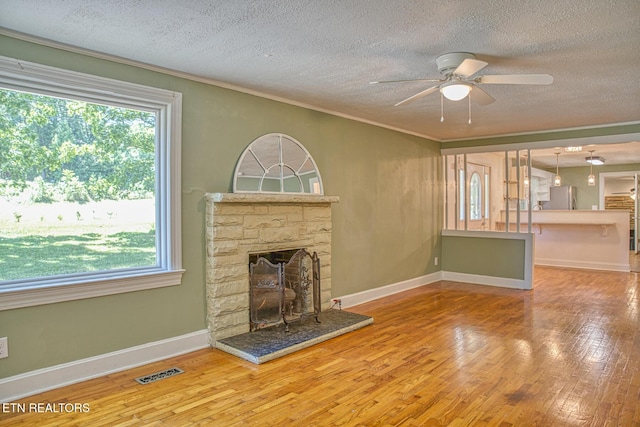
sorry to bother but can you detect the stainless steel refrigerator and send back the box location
[541,185,577,210]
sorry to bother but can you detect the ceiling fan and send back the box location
[370,52,553,109]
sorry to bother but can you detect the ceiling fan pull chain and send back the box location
[468,94,472,125]
[440,92,445,123]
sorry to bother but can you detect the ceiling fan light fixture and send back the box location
[440,81,472,101]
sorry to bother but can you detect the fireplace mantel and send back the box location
[208,192,339,204]
[205,192,339,344]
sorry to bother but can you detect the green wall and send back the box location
[555,163,640,210]
[442,235,526,280]
[0,36,442,378]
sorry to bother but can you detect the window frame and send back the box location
[0,56,183,310]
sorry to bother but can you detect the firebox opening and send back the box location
[249,248,321,332]
[248,249,300,266]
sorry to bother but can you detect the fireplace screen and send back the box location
[249,249,321,331]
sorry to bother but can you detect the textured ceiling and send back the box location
[1,0,639,147]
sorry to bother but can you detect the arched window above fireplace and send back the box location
[233,133,324,194]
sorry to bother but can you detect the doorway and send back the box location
[600,171,640,271]
[459,162,491,231]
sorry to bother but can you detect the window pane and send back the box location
[0,88,157,281]
[485,172,490,220]
[459,169,465,221]
[470,172,481,220]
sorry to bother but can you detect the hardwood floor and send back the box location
[2,266,639,426]
[630,251,640,273]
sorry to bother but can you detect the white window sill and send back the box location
[0,269,185,310]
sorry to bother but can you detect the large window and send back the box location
[0,56,183,310]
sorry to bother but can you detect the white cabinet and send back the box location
[531,168,553,203]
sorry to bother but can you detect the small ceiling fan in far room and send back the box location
[370,52,553,123]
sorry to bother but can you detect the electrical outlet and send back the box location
[434,256,439,266]
[0,337,7,359]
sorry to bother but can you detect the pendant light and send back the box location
[587,150,596,186]
[554,152,561,186]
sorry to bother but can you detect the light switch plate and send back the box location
[0,337,7,359]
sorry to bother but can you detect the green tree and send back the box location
[0,88,156,201]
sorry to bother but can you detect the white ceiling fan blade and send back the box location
[454,59,488,78]
[478,74,554,85]
[470,85,495,106]
[394,86,439,107]
[370,78,442,84]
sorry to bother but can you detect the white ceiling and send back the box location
[1,1,639,156]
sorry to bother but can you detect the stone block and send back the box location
[212,225,244,240]
[320,265,331,280]
[243,215,286,229]
[210,311,248,332]
[254,205,269,214]
[212,264,249,282]
[243,228,260,240]
[213,278,250,297]
[268,205,303,217]
[212,240,239,255]
[211,293,249,314]
[313,243,332,257]
[302,221,332,234]
[313,231,332,244]
[259,226,300,243]
[303,206,331,221]
[212,215,243,226]
[214,204,256,215]
[212,253,247,269]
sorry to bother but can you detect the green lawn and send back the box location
[0,199,156,281]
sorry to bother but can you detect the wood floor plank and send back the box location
[1,266,639,426]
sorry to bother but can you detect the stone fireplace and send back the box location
[205,193,339,345]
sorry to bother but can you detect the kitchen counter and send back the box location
[497,210,630,272]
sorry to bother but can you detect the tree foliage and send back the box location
[0,88,156,202]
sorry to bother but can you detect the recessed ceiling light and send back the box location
[564,146,582,152]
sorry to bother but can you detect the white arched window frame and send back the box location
[233,133,324,195]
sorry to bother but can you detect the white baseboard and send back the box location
[335,269,535,309]
[535,258,630,272]
[441,271,529,290]
[0,329,210,402]
[336,272,443,308]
